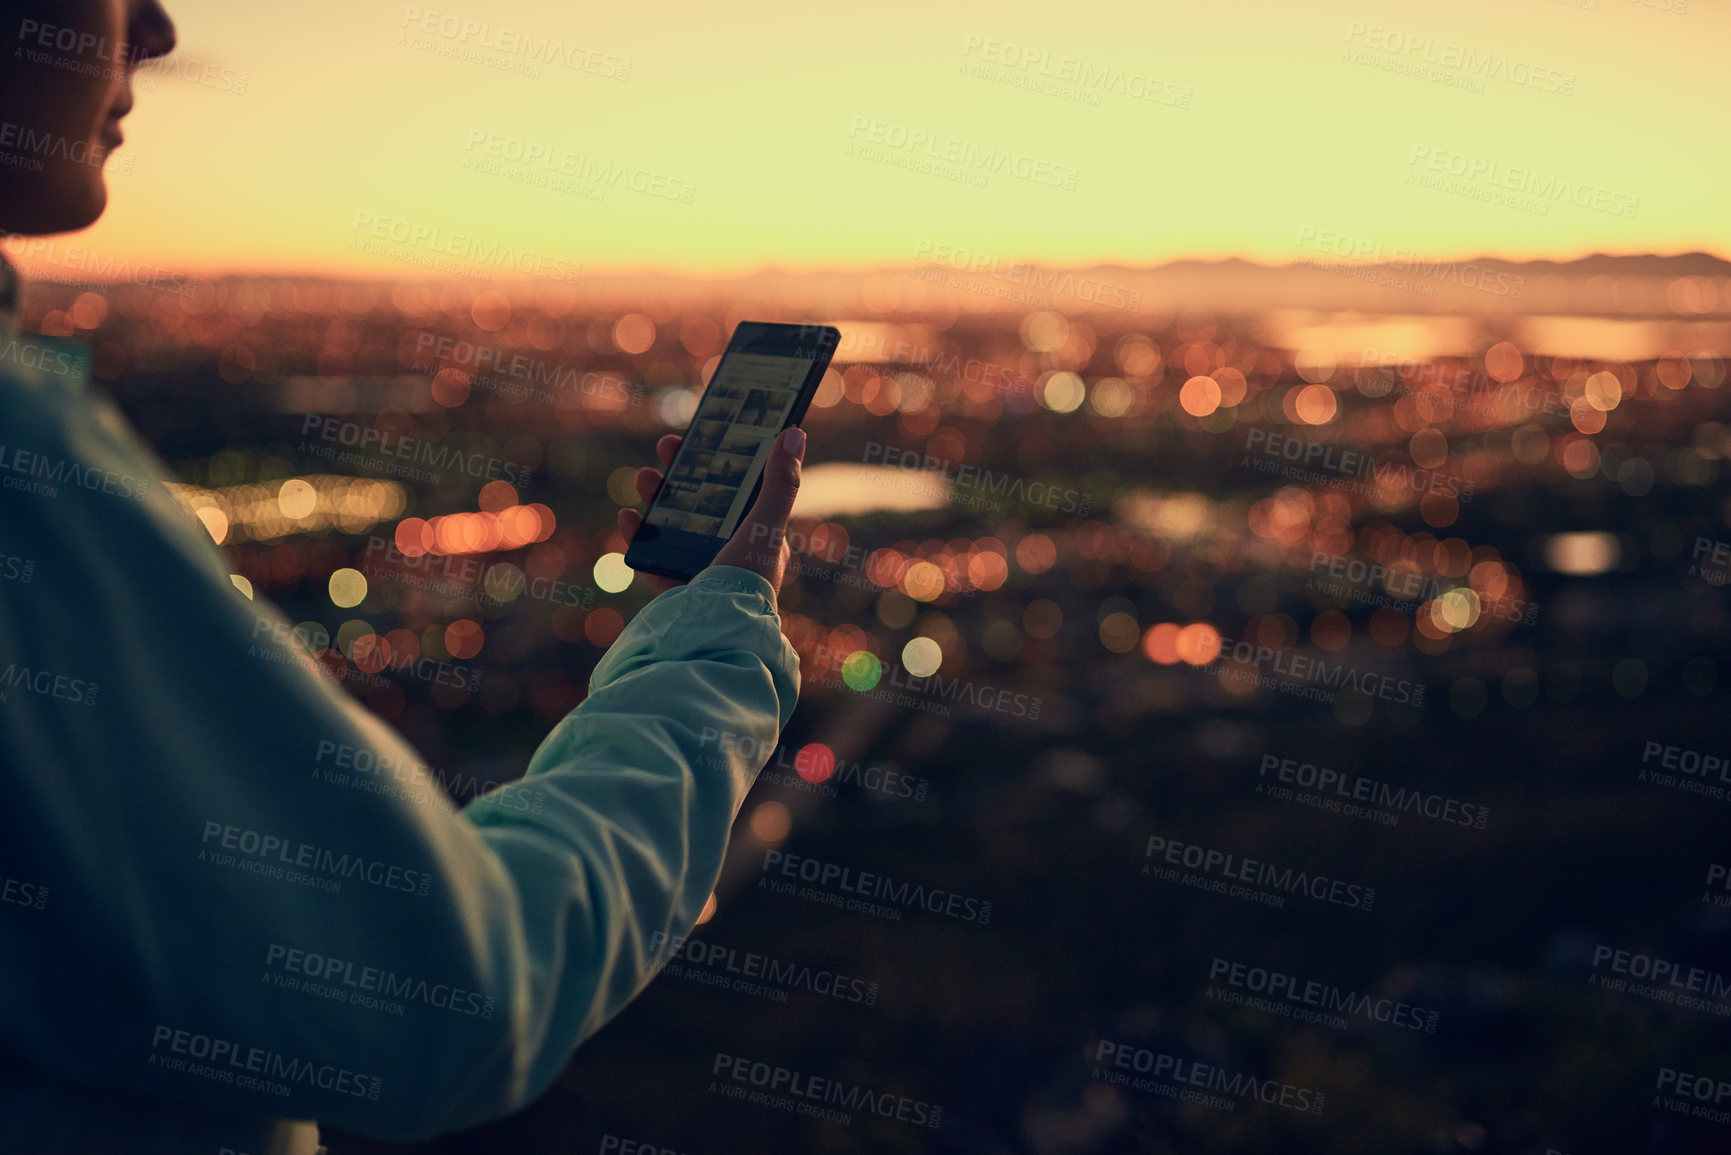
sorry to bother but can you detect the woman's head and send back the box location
[0,0,174,235]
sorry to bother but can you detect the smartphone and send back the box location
[624,320,840,580]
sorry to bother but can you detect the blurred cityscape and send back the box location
[13,250,1731,1153]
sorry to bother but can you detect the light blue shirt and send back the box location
[0,279,799,1153]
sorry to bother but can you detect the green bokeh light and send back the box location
[841,650,882,691]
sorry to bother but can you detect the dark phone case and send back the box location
[625,326,837,581]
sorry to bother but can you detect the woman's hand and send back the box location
[617,426,806,598]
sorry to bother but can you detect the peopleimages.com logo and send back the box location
[148,1023,382,1101]
[1205,955,1440,1033]
[1143,833,1376,911]
[1091,1039,1325,1114]
[846,115,1080,190]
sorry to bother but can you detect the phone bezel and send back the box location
[623,320,840,581]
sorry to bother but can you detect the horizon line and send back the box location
[5,244,1728,284]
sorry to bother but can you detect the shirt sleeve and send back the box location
[0,364,799,1141]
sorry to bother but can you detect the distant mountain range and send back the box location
[530,251,1731,320]
[13,249,1729,321]
[1144,252,1731,279]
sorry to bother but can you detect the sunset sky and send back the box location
[50,0,1728,278]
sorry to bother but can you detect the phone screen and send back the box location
[642,351,814,539]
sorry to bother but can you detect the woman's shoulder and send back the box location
[0,330,94,406]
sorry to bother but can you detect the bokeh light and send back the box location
[902,637,943,677]
[595,553,634,593]
[748,800,792,843]
[842,650,882,691]
[1180,375,1221,418]
[328,568,367,609]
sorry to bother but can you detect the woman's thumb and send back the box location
[714,426,805,585]
[743,425,804,531]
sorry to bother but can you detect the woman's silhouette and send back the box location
[0,3,806,1152]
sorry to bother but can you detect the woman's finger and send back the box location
[618,502,683,595]
[618,507,642,540]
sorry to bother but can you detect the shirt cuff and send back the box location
[688,564,778,613]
